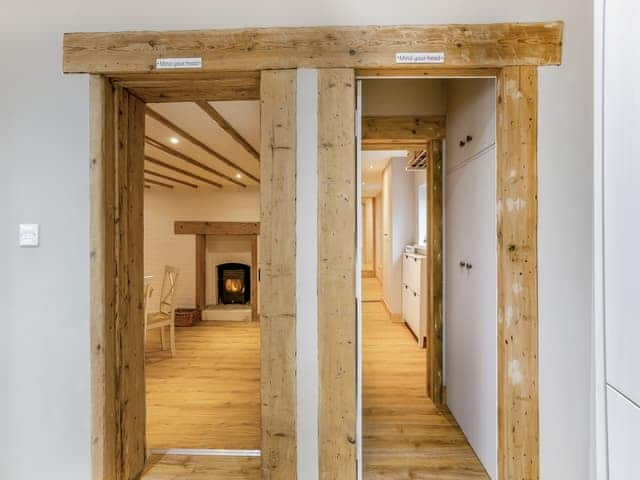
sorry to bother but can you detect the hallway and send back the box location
[362,278,488,479]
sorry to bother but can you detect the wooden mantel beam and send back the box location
[174,221,260,236]
[362,115,446,151]
[63,22,563,74]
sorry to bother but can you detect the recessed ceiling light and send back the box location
[169,137,179,144]
[236,173,242,179]
[369,165,374,169]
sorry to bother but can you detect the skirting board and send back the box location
[382,298,402,323]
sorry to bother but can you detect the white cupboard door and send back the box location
[607,386,640,479]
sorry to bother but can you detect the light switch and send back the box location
[19,224,39,247]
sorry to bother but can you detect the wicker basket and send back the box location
[174,308,202,327]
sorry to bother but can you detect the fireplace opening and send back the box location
[217,263,251,305]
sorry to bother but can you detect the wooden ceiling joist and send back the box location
[110,71,260,103]
[144,169,198,188]
[64,22,563,74]
[174,221,260,236]
[146,107,259,183]
[144,177,174,189]
[362,115,446,151]
[196,101,260,161]
[145,136,246,187]
[145,155,223,188]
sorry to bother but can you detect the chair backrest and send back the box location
[159,266,179,315]
[143,283,154,328]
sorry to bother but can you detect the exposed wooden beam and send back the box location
[145,136,246,187]
[174,221,260,236]
[195,234,206,311]
[356,67,500,78]
[144,177,174,189]
[195,101,260,161]
[110,71,260,102]
[145,155,222,188]
[146,106,259,182]
[144,169,198,188]
[64,22,563,74]
[362,115,446,151]
[144,185,151,189]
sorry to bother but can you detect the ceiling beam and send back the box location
[145,155,223,188]
[174,221,260,236]
[145,136,246,187]
[146,107,259,182]
[144,177,174,189]
[64,22,563,74]
[195,101,260,161]
[144,169,198,189]
[361,115,446,151]
[144,185,151,189]
[110,71,260,102]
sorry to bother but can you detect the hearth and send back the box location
[217,263,251,305]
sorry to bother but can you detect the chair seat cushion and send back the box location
[147,312,171,326]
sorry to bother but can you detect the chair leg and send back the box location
[170,323,176,357]
[160,326,166,350]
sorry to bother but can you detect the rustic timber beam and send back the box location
[63,22,563,74]
[144,185,151,189]
[146,107,259,182]
[144,177,174,189]
[144,169,198,188]
[362,115,446,151]
[110,71,260,102]
[145,155,222,188]
[196,101,260,161]
[174,221,260,236]
[145,136,246,187]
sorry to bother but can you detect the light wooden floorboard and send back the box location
[145,320,261,450]
[143,279,487,478]
[362,279,489,479]
[362,275,383,302]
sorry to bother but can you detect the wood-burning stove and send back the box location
[217,263,251,304]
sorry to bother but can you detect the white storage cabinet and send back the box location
[401,252,427,347]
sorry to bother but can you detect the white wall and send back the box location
[381,158,416,314]
[144,188,259,309]
[444,78,497,478]
[0,2,593,478]
[361,198,374,271]
[363,79,447,116]
[374,195,383,280]
[599,0,640,477]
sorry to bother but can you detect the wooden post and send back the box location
[497,66,539,480]
[260,69,297,479]
[318,68,357,480]
[426,139,444,405]
[251,236,258,322]
[195,234,206,311]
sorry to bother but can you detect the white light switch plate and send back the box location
[19,224,39,247]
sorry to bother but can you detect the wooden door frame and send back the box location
[72,21,561,480]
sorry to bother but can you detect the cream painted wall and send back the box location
[361,198,374,271]
[374,195,383,280]
[0,2,593,479]
[362,79,447,116]
[144,188,259,310]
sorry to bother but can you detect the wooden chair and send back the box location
[146,266,179,356]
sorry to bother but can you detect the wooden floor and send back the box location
[143,278,487,478]
[145,320,260,450]
[362,278,488,479]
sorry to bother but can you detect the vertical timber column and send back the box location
[317,69,357,480]
[497,66,539,480]
[90,75,117,480]
[195,234,206,311]
[114,85,147,480]
[426,139,444,405]
[260,70,298,479]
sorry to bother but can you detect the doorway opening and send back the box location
[141,100,261,454]
[357,76,498,478]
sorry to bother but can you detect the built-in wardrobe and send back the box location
[444,78,497,479]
